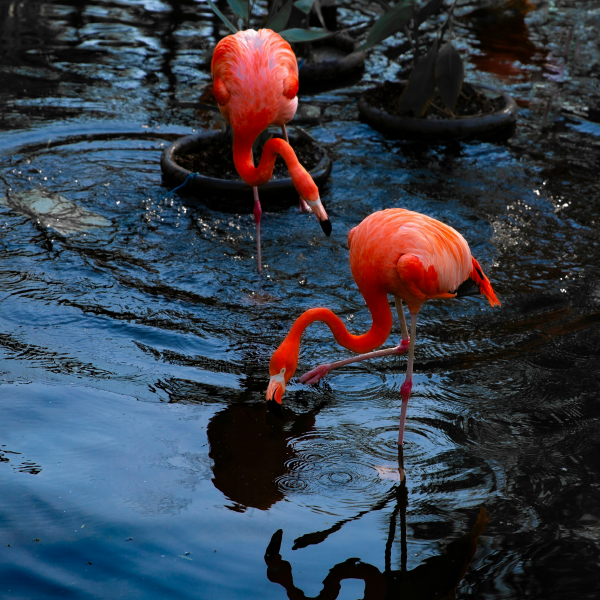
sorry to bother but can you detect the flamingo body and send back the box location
[348,209,494,313]
[267,208,500,444]
[212,30,298,141]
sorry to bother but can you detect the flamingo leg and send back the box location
[299,297,412,385]
[299,341,411,385]
[394,297,409,343]
[282,123,310,214]
[398,312,418,446]
[253,186,262,274]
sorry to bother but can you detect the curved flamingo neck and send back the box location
[233,134,319,201]
[276,290,393,377]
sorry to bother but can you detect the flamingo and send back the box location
[211,29,331,273]
[266,208,501,445]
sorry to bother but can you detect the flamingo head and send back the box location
[267,368,286,403]
[266,346,297,418]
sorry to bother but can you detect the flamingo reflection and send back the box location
[207,402,321,511]
[264,450,488,599]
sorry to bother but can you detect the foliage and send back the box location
[360,0,465,117]
[205,0,333,43]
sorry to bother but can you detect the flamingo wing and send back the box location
[396,254,458,302]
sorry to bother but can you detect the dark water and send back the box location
[1,1,600,598]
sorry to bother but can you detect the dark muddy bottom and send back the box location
[174,133,325,180]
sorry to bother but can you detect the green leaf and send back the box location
[293,0,316,14]
[399,39,438,117]
[225,0,248,23]
[279,28,332,43]
[358,1,414,52]
[267,0,293,32]
[415,0,445,27]
[205,0,238,34]
[436,42,464,111]
[226,0,248,23]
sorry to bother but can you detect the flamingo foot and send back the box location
[396,338,410,355]
[299,363,331,385]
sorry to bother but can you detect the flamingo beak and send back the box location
[266,373,285,419]
[267,374,285,403]
[303,196,332,237]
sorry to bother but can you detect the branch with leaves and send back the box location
[360,0,465,117]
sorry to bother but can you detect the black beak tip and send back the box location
[265,529,283,565]
[267,399,284,420]
[320,218,332,237]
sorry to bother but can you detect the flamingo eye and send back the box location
[280,368,286,375]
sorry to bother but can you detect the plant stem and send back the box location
[412,0,419,64]
[404,26,416,67]
[438,0,457,46]
[430,101,455,118]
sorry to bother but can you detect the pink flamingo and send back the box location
[266,208,500,445]
[211,29,331,273]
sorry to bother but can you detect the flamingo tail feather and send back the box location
[471,258,501,307]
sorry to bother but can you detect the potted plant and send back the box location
[356,0,518,141]
[160,125,332,210]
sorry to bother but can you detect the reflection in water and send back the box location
[207,402,321,511]
[0,446,42,475]
[463,0,543,81]
[0,188,112,235]
[264,451,488,599]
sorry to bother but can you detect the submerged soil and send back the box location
[174,133,325,180]
[363,80,507,119]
